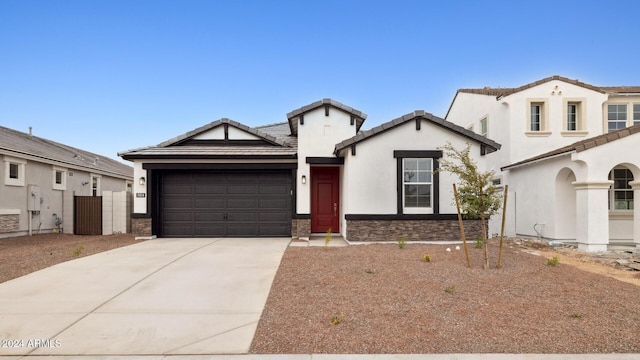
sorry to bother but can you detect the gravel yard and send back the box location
[250,241,640,354]
[0,233,140,283]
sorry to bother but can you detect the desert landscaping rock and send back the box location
[250,241,640,354]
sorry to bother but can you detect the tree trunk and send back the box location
[497,185,509,269]
[481,214,488,269]
[453,184,471,268]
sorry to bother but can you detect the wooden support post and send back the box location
[497,184,508,269]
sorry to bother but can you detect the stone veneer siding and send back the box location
[0,214,20,233]
[291,218,311,239]
[346,219,485,242]
[132,217,152,236]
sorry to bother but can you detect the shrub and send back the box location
[331,313,345,325]
[72,244,85,257]
[445,285,456,294]
[423,254,432,262]
[398,235,406,249]
[546,255,560,266]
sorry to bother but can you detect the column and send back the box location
[630,181,640,248]
[573,181,613,252]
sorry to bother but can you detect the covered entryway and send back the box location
[159,171,292,237]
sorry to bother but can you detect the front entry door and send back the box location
[311,167,340,233]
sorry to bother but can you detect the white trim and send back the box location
[52,166,67,191]
[3,156,26,187]
[0,209,20,215]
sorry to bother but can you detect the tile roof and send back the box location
[501,125,640,171]
[286,98,367,135]
[0,125,132,179]
[157,118,289,147]
[118,120,298,160]
[334,110,501,155]
[455,75,640,99]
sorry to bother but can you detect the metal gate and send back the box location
[74,196,102,235]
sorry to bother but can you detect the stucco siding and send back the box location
[341,120,487,216]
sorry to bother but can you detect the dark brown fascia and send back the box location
[286,98,367,135]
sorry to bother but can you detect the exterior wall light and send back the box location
[302,175,306,184]
[139,177,146,186]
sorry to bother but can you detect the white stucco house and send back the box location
[0,126,134,238]
[446,75,640,251]
[119,99,500,241]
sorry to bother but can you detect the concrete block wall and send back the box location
[103,191,132,235]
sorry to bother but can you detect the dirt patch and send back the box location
[250,240,640,354]
[0,233,140,284]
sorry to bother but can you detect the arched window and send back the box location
[609,167,634,210]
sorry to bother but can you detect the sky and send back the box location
[2,0,640,163]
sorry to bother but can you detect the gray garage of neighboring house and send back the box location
[120,119,297,238]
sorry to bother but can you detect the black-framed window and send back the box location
[394,150,441,215]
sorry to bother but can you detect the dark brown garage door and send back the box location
[160,171,292,237]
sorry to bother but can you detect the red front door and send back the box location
[311,167,340,233]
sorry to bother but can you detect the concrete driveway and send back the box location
[0,237,290,356]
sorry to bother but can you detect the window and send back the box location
[530,103,542,131]
[9,163,19,179]
[4,156,26,186]
[607,104,627,132]
[394,150,441,215]
[609,167,634,210]
[91,175,101,196]
[403,158,433,211]
[567,103,577,131]
[480,117,488,137]
[52,167,67,190]
[634,104,640,126]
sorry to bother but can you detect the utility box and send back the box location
[27,185,41,211]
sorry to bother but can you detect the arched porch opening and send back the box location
[555,168,576,240]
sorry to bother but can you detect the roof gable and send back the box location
[334,110,501,156]
[158,118,288,147]
[286,98,367,135]
[502,124,640,170]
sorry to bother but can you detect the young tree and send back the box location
[439,142,503,269]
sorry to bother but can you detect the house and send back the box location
[445,75,640,251]
[119,99,500,241]
[0,126,134,238]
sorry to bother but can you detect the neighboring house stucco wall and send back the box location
[0,126,133,238]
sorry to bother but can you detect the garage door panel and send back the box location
[163,225,194,237]
[259,198,288,209]
[195,185,225,194]
[194,198,225,209]
[260,184,290,195]
[163,198,193,209]
[259,211,290,221]
[161,171,291,237]
[227,224,258,236]
[227,212,257,221]
[163,211,194,222]
[194,224,225,236]
[194,211,225,221]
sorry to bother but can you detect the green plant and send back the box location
[570,313,583,319]
[398,235,406,249]
[324,228,332,250]
[439,142,503,269]
[72,244,85,257]
[423,254,432,262]
[474,237,484,249]
[445,285,456,294]
[365,268,376,274]
[546,255,560,266]
[331,312,345,325]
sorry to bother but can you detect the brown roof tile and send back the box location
[502,124,640,170]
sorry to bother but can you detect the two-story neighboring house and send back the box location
[0,126,134,238]
[446,76,640,251]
